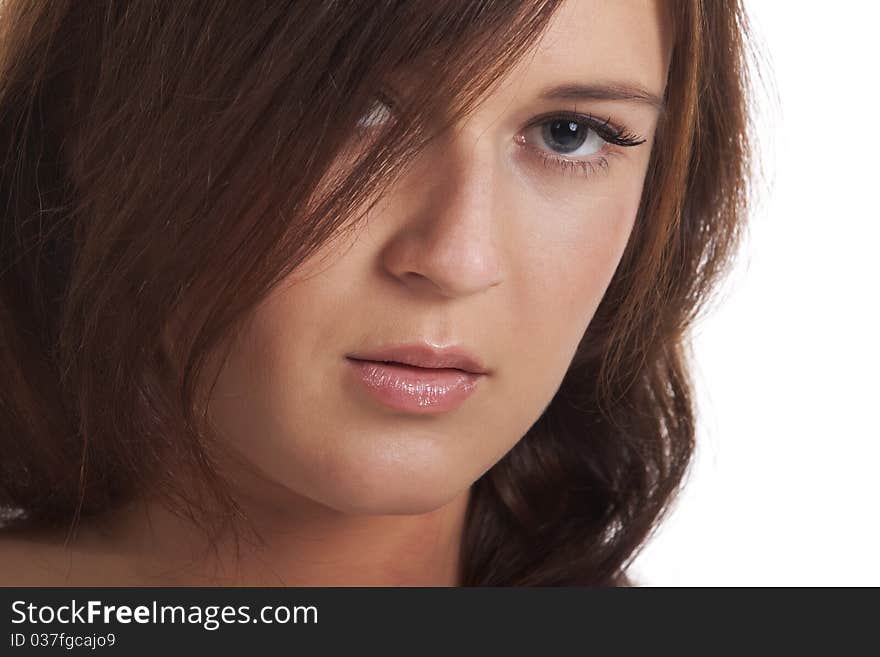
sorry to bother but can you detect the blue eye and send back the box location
[516,112,646,179]
[543,118,605,154]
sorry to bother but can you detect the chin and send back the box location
[308,460,468,516]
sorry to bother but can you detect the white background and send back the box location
[630,1,880,585]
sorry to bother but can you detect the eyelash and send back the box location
[359,93,647,180]
[516,111,647,180]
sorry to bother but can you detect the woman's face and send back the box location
[206,0,672,515]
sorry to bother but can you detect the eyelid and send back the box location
[522,110,647,148]
[372,84,643,140]
[373,90,644,147]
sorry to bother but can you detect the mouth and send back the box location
[344,354,486,415]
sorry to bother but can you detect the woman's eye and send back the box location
[529,118,606,157]
[516,113,647,180]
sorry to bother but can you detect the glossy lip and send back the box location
[345,358,484,415]
[344,342,489,415]
[345,342,490,375]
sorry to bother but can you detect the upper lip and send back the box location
[347,342,490,375]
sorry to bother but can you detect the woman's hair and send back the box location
[0,0,757,585]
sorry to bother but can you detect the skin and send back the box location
[0,0,672,586]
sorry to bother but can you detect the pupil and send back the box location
[545,119,585,153]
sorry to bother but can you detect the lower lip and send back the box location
[345,358,484,415]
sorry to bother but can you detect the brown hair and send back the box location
[0,0,757,585]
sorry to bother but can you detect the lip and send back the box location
[344,342,489,415]
[345,359,484,415]
[346,342,490,375]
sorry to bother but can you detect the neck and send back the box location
[90,473,472,587]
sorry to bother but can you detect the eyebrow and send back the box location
[538,82,666,114]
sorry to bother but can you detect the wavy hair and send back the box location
[0,0,757,585]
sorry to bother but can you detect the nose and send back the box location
[379,132,505,299]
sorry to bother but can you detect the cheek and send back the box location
[484,188,640,438]
[519,191,639,346]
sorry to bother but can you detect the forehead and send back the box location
[516,0,673,98]
[391,0,672,114]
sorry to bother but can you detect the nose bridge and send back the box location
[435,127,497,239]
[381,124,506,298]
